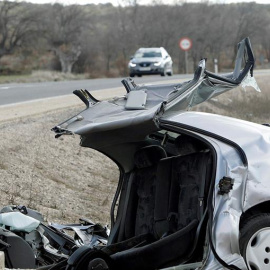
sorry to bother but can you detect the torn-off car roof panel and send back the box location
[52,38,255,149]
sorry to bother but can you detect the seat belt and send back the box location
[114,173,135,243]
[107,173,134,245]
[198,153,209,219]
[154,158,173,239]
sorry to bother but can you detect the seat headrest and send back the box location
[134,145,167,169]
[174,134,205,156]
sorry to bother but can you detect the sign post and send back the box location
[214,58,218,74]
[179,37,192,74]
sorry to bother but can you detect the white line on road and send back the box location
[0,94,73,108]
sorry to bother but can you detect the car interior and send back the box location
[49,37,255,270]
[90,131,214,270]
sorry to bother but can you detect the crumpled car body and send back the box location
[0,205,109,269]
[2,38,268,270]
[50,37,270,270]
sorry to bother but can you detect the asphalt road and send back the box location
[0,69,268,106]
[0,74,192,106]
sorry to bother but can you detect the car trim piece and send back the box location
[73,89,99,108]
[97,150,125,231]
[110,170,124,227]
[165,59,205,106]
[160,120,248,167]
[108,173,131,245]
[121,78,137,93]
[204,37,254,85]
[160,261,203,270]
[207,191,242,270]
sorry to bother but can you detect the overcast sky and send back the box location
[17,0,270,6]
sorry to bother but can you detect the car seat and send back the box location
[66,146,212,270]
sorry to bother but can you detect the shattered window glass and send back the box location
[241,73,261,92]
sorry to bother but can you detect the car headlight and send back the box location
[129,62,136,67]
[154,62,162,66]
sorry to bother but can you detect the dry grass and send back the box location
[192,74,270,124]
[0,108,119,225]
[0,70,89,84]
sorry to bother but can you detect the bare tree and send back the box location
[0,1,39,59]
[42,4,88,73]
[227,3,270,62]
[2,1,270,76]
[261,31,270,61]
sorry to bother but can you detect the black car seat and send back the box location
[65,145,168,270]
[109,145,167,246]
[66,147,212,270]
[174,134,206,156]
[0,227,36,269]
[110,151,212,270]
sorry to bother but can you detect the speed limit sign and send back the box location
[179,37,192,51]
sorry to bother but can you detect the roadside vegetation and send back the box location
[193,74,270,125]
[0,0,270,80]
[0,71,88,84]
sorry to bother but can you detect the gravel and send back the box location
[0,107,119,226]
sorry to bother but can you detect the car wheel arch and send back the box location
[240,201,270,231]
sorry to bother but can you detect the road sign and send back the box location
[179,37,192,51]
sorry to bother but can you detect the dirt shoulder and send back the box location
[0,87,129,226]
[0,106,119,225]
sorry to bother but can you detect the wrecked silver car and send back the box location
[1,38,268,270]
[51,38,270,270]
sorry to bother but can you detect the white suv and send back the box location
[128,47,173,77]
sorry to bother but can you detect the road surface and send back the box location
[0,75,192,106]
[0,69,268,106]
